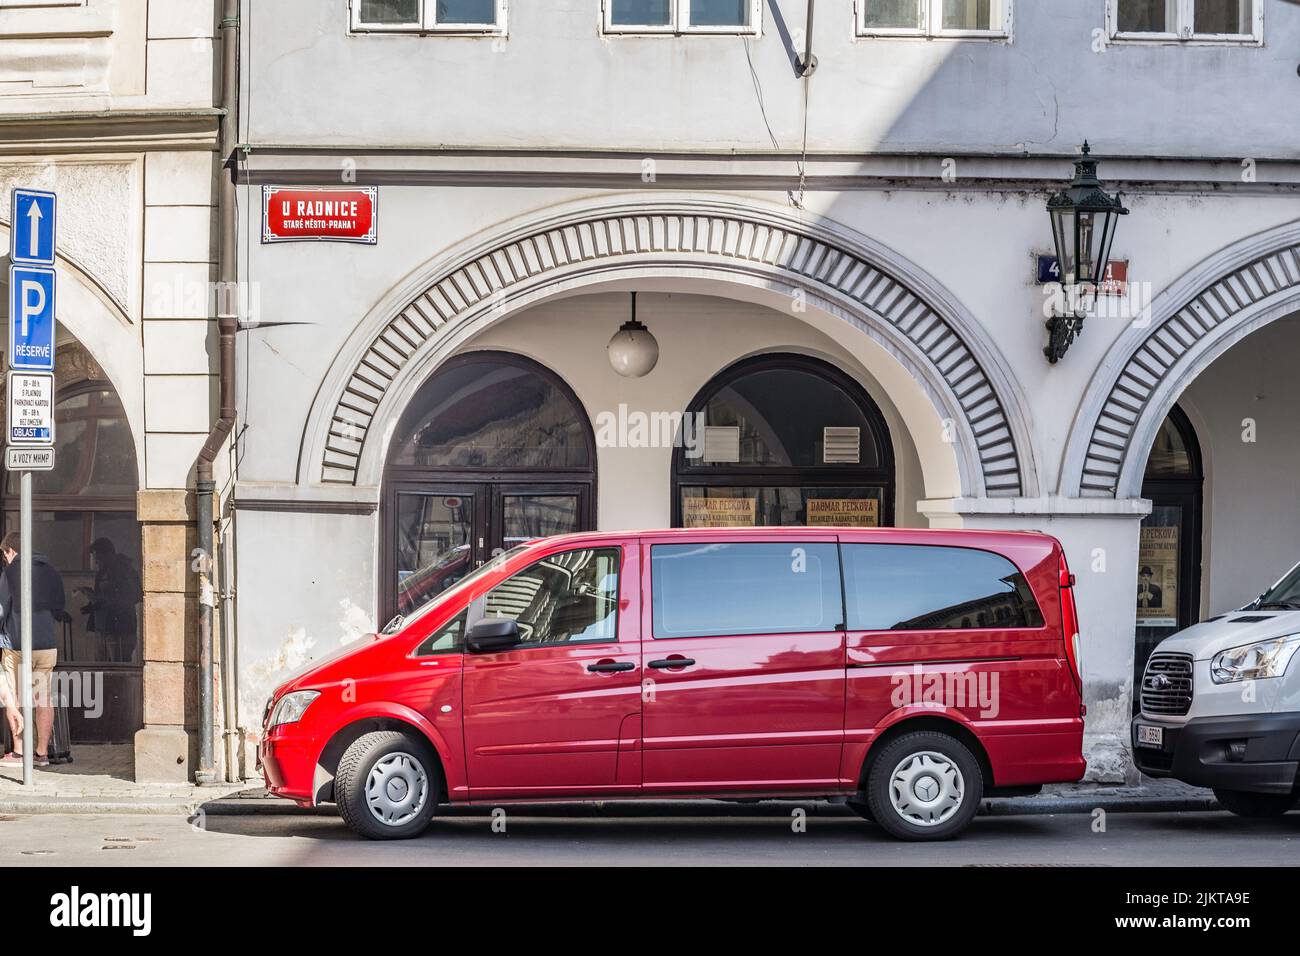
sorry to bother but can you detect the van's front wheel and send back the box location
[1212,788,1298,818]
[866,731,983,841]
[336,731,440,840]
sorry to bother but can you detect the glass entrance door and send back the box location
[385,482,589,622]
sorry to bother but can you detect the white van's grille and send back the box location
[1141,652,1194,716]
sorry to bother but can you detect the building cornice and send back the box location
[0,109,223,155]
[236,146,1300,195]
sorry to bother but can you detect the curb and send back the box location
[0,794,1222,817]
[201,794,1223,818]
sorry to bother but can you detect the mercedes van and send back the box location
[260,527,1087,841]
[1132,560,1300,817]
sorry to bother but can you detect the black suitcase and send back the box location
[0,615,74,764]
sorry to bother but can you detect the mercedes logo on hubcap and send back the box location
[914,775,939,801]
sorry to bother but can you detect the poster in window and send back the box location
[806,498,880,528]
[681,496,756,528]
[1137,525,1179,627]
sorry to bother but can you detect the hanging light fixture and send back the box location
[607,292,659,377]
[1043,142,1129,363]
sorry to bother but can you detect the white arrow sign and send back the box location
[26,201,42,259]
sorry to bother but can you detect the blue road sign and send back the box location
[8,265,56,372]
[9,189,56,266]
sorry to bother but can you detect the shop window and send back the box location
[0,377,143,744]
[604,0,761,34]
[352,0,506,33]
[650,542,842,639]
[1108,0,1261,43]
[1134,405,1203,712]
[858,0,1011,38]
[382,352,596,623]
[673,354,895,529]
[842,544,1043,631]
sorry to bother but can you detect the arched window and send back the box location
[381,352,596,621]
[673,354,895,528]
[0,375,142,744]
[1135,404,1203,709]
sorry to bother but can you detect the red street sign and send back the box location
[262,186,377,244]
[1097,259,1128,296]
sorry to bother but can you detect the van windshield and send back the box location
[1252,561,1300,610]
[383,545,529,634]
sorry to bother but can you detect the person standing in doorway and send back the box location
[78,538,142,664]
[0,532,66,767]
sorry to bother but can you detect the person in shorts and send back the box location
[0,532,66,767]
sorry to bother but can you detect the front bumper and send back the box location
[1132,712,1300,795]
[259,728,318,805]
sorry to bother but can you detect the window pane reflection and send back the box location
[389,359,591,470]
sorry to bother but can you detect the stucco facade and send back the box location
[0,0,222,779]
[213,0,1300,784]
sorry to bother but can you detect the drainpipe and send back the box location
[195,0,240,785]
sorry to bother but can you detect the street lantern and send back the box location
[1043,142,1129,363]
[607,292,659,377]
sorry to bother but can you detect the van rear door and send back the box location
[640,534,846,793]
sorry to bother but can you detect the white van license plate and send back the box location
[1136,724,1164,748]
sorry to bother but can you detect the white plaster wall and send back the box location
[470,291,927,530]
[1182,315,1300,615]
[244,0,1300,157]
[234,183,1300,498]
[233,507,378,722]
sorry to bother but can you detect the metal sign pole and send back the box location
[8,186,56,787]
[20,471,32,786]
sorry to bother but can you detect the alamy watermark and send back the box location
[593,405,707,458]
[890,663,1000,719]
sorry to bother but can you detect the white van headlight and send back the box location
[1210,636,1300,684]
[268,690,320,727]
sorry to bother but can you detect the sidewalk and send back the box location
[0,744,245,816]
[0,745,1221,817]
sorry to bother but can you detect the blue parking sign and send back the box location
[10,189,56,266]
[8,265,56,372]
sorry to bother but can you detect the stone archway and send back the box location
[301,196,1037,501]
[1065,220,1300,499]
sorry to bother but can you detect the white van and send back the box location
[1132,561,1300,817]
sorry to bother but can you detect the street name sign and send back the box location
[1035,254,1129,295]
[262,186,378,243]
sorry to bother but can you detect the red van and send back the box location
[260,528,1086,841]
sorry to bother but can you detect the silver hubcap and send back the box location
[366,752,428,827]
[888,750,964,828]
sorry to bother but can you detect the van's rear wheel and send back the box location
[336,731,440,840]
[1212,788,1298,818]
[866,731,983,841]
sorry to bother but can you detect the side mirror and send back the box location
[466,618,521,653]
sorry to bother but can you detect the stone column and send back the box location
[134,489,198,782]
[920,495,1151,783]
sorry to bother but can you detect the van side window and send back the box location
[842,544,1044,631]
[483,547,620,645]
[651,542,842,639]
[414,612,467,656]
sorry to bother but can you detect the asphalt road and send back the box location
[1,806,1298,866]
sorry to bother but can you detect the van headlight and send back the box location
[268,690,321,727]
[1210,636,1300,684]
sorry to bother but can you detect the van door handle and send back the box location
[648,657,696,669]
[587,660,635,673]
